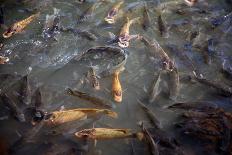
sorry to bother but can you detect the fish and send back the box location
[77,2,100,23]
[141,122,159,155]
[140,36,174,70]
[87,67,100,90]
[142,3,151,31]
[44,108,117,126]
[118,17,140,48]
[157,14,168,38]
[18,75,31,105]
[193,75,232,96]
[149,70,169,103]
[112,70,122,103]
[184,0,198,6]
[0,6,7,29]
[3,12,40,38]
[104,1,124,24]
[75,128,144,140]
[43,8,60,39]
[0,56,9,64]
[168,67,180,101]
[66,88,112,109]
[138,100,161,129]
[60,27,97,41]
[0,93,25,122]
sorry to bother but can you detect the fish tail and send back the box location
[104,110,118,118]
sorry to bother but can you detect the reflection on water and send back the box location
[0,0,232,155]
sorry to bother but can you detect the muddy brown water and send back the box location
[0,0,232,155]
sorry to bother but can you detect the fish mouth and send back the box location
[2,32,12,38]
[184,0,196,6]
[104,17,115,24]
[113,92,122,103]
[118,40,129,48]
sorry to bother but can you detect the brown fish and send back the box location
[67,88,112,108]
[3,12,40,38]
[75,128,143,140]
[118,17,140,48]
[0,56,9,64]
[168,67,180,101]
[104,1,124,24]
[157,14,168,38]
[45,108,117,126]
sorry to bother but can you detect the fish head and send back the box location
[44,113,58,125]
[113,90,122,103]
[118,35,130,48]
[2,24,19,38]
[75,129,95,139]
[0,56,9,64]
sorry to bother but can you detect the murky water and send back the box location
[0,0,232,155]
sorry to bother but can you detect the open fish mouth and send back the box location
[104,17,115,24]
[118,37,130,48]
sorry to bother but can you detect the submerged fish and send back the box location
[18,75,31,105]
[168,67,180,101]
[60,27,97,41]
[3,12,40,38]
[45,108,117,126]
[0,56,9,64]
[77,2,100,23]
[138,100,161,129]
[112,70,122,103]
[142,3,151,31]
[0,93,25,122]
[87,67,100,90]
[141,123,159,155]
[157,14,168,38]
[75,128,143,140]
[104,1,124,24]
[67,88,112,109]
[118,17,140,48]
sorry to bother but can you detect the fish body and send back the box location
[0,56,9,64]
[75,128,143,140]
[88,67,100,90]
[138,101,161,129]
[112,71,122,103]
[45,108,117,126]
[141,123,159,155]
[19,75,31,105]
[168,67,179,101]
[67,88,112,108]
[78,2,99,23]
[0,93,25,122]
[118,17,139,48]
[142,4,150,31]
[157,14,168,38]
[104,1,124,24]
[3,12,39,38]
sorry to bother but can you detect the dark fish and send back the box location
[18,75,31,105]
[167,102,218,111]
[221,58,232,80]
[77,2,100,23]
[0,6,4,26]
[142,3,150,31]
[211,12,232,27]
[0,93,25,122]
[138,100,161,129]
[31,87,42,108]
[60,27,97,41]
[194,75,232,96]
[168,67,179,101]
[88,67,100,90]
[66,88,112,109]
[141,122,159,155]
[157,14,168,38]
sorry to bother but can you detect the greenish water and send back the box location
[0,0,232,155]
